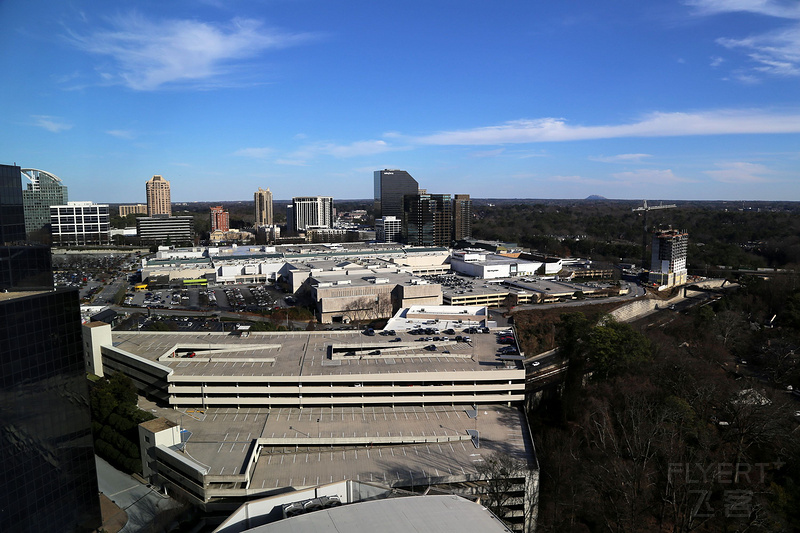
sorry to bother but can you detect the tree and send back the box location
[476,452,533,530]
[586,318,652,378]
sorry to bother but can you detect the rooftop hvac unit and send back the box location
[303,499,323,512]
[319,496,342,508]
[282,502,305,518]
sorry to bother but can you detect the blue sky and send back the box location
[1,0,799,202]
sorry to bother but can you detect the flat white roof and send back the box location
[241,494,514,533]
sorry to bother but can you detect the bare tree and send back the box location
[341,297,374,324]
[476,452,533,530]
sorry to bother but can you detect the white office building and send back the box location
[50,201,110,245]
[291,196,334,232]
[376,215,402,243]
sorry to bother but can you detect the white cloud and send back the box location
[66,12,317,90]
[106,129,134,139]
[686,0,800,19]
[550,175,608,185]
[687,1,800,80]
[470,148,505,158]
[290,139,405,159]
[717,28,800,77]
[704,161,773,182]
[611,169,693,184]
[31,115,72,133]
[590,153,652,163]
[234,147,274,158]
[710,56,725,67]
[412,109,800,146]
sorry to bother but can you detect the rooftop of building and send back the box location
[144,399,533,493]
[0,289,54,302]
[140,417,178,433]
[109,328,522,379]
[242,494,514,533]
[146,243,449,263]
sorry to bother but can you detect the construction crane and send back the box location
[632,200,677,269]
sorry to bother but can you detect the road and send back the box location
[95,456,180,532]
[510,281,645,312]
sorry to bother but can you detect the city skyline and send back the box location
[1,1,799,202]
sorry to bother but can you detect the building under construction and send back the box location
[648,228,688,288]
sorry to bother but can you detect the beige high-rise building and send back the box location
[254,187,273,226]
[146,175,171,216]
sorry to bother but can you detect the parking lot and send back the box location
[123,284,288,313]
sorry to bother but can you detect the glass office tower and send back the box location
[403,193,452,247]
[374,169,419,219]
[0,289,102,532]
[0,163,101,532]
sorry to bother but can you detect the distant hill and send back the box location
[585,195,607,200]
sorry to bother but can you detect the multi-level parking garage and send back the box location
[84,325,525,409]
[83,306,537,532]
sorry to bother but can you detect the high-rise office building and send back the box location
[376,216,403,243]
[146,175,171,216]
[0,289,102,532]
[21,168,68,242]
[1,164,26,245]
[374,169,419,219]
[210,206,230,232]
[286,205,295,235]
[453,194,472,241]
[50,201,111,246]
[254,188,273,226]
[403,193,452,247]
[291,196,334,232]
[649,229,688,287]
[0,164,101,531]
[0,164,52,290]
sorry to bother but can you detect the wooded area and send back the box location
[528,275,800,532]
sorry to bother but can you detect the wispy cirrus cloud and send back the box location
[106,129,134,139]
[469,148,505,158]
[65,12,318,90]
[412,109,800,146]
[234,147,275,158]
[686,1,800,80]
[551,169,691,187]
[590,153,652,163]
[611,169,693,184]
[704,161,774,183]
[717,28,800,77]
[686,0,800,19]
[31,115,72,133]
[275,159,308,166]
[291,139,407,159]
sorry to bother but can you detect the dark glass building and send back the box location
[0,164,100,532]
[0,246,54,290]
[403,193,452,247]
[0,164,26,244]
[374,169,419,219]
[0,289,102,532]
[0,164,53,290]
